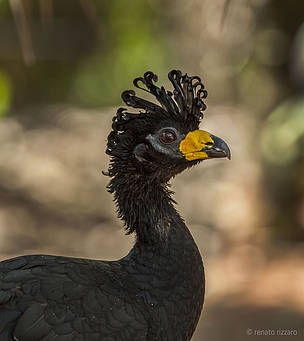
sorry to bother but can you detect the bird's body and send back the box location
[0,186,204,341]
[0,70,230,340]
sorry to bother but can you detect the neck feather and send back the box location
[107,172,182,244]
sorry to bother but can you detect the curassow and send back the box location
[0,70,230,341]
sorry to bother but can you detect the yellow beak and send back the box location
[179,130,231,161]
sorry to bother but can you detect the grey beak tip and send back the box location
[210,134,231,160]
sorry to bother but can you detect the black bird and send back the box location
[0,70,230,341]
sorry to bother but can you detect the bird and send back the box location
[0,70,230,341]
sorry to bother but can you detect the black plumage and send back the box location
[0,70,230,341]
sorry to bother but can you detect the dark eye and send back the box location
[160,130,177,143]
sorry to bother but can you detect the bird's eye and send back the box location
[160,130,177,143]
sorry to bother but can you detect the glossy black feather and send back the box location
[0,70,206,341]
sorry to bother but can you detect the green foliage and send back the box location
[0,70,11,117]
[261,98,304,165]
[71,0,172,107]
[0,0,173,112]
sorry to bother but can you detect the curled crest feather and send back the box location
[106,70,208,158]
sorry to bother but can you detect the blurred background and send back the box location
[0,0,304,339]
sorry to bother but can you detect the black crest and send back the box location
[106,70,208,157]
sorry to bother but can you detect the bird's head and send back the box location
[106,70,230,182]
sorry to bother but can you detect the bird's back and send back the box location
[0,254,148,341]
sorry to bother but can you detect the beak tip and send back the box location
[210,135,231,160]
[226,148,231,160]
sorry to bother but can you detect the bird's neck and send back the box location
[108,173,182,244]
